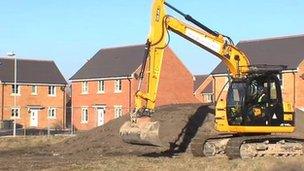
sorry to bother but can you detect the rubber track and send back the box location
[191,134,212,157]
[225,135,304,160]
[225,136,247,159]
[191,133,232,157]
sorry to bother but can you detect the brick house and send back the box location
[193,75,213,103]
[0,58,67,129]
[210,34,304,109]
[70,45,198,130]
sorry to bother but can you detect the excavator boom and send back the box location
[119,0,250,146]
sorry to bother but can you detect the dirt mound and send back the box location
[52,104,214,157]
[50,105,304,157]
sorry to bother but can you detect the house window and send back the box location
[81,107,89,123]
[48,86,56,96]
[82,81,89,94]
[11,108,20,118]
[98,80,105,93]
[48,108,57,119]
[31,85,38,95]
[203,93,213,103]
[114,105,123,118]
[114,80,122,93]
[12,84,20,95]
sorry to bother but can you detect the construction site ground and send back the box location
[0,104,304,171]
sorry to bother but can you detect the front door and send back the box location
[30,109,38,127]
[97,108,105,126]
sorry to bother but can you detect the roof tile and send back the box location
[70,45,146,80]
[0,58,67,84]
[212,34,304,74]
[193,75,208,91]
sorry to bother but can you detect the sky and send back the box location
[0,0,303,80]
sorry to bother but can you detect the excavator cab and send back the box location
[227,74,283,126]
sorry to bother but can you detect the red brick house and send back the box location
[193,75,213,103]
[210,34,304,109]
[70,45,198,130]
[0,58,67,129]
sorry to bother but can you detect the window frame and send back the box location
[48,107,57,119]
[82,81,89,94]
[114,79,122,93]
[11,84,20,95]
[97,80,105,94]
[48,86,56,96]
[270,82,278,100]
[204,93,213,103]
[81,107,89,124]
[277,74,284,90]
[114,105,123,118]
[11,107,20,119]
[31,85,38,95]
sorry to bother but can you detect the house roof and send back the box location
[70,45,146,80]
[202,82,213,94]
[193,75,208,91]
[212,34,304,74]
[0,58,67,84]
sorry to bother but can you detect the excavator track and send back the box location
[191,133,304,159]
[191,134,211,157]
[226,135,304,159]
[191,133,232,157]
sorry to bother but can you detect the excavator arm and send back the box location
[137,0,250,112]
[120,0,250,146]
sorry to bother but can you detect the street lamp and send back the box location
[7,52,17,137]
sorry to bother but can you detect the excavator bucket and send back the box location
[119,119,162,146]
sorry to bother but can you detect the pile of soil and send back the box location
[49,105,304,158]
[51,104,215,157]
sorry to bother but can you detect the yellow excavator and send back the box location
[119,0,303,159]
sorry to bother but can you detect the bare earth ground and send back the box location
[0,104,304,171]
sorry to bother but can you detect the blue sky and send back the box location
[0,0,303,79]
